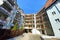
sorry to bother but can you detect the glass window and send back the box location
[52,11,56,15]
[59,29,60,31]
[55,18,60,22]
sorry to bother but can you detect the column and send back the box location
[34,14,36,29]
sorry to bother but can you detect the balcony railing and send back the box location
[5,1,13,9]
[25,19,33,21]
[36,23,41,25]
[36,19,41,21]
[36,15,40,18]
[1,2,12,12]
[7,0,15,6]
[24,27,33,29]
[24,18,33,20]
[0,7,10,16]
[0,20,6,25]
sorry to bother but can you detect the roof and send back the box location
[45,0,56,9]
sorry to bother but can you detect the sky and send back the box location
[17,0,47,14]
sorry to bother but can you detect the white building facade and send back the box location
[46,0,60,37]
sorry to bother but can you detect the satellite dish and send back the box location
[0,0,4,5]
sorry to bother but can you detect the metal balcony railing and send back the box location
[0,20,6,25]
[1,1,13,12]
[5,1,13,9]
[0,7,10,16]
[7,0,15,6]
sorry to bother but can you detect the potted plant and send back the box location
[10,23,19,37]
[18,24,24,35]
[10,23,24,38]
[19,25,24,30]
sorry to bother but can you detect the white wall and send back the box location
[46,2,60,38]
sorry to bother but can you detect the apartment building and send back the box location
[0,0,23,29]
[24,14,34,32]
[46,0,60,37]
[35,8,54,35]
[35,0,56,36]
[24,9,54,35]
[14,7,25,29]
[0,0,59,37]
[0,0,16,29]
[24,0,56,36]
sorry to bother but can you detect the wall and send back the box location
[46,1,60,37]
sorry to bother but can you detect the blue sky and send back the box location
[17,0,47,14]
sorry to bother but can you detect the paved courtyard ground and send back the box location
[8,33,60,40]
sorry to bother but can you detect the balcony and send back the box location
[24,23,33,25]
[0,7,10,16]
[7,0,15,6]
[25,20,33,22]
[36,23,42,25]
[36,28,42,29]
[36,16,42,20]
[36,18,42,21]
[24,17,33,20]
[15,15,21,20]
[24,18,33,20]
[42,13,47,17]
[42,18,50,23]
[0,12,8,21]
[44,22,51,28]
[24,21,33,23]
[24,27,33,29]
[14,18,20,22]
[36,20,43,23]
[6,1,13,9]
[0,19,6,26]
[25,17,33,19]
[36,13,41,16]
[36,15,40,17]
[1,2,12,12]
[25,14,33,17]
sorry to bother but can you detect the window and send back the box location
[52,11,56,15]
[59,29,60,31]
[55,18,60,22]
[55,5,60,14]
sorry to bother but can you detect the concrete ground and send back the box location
[8,33,60,40]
